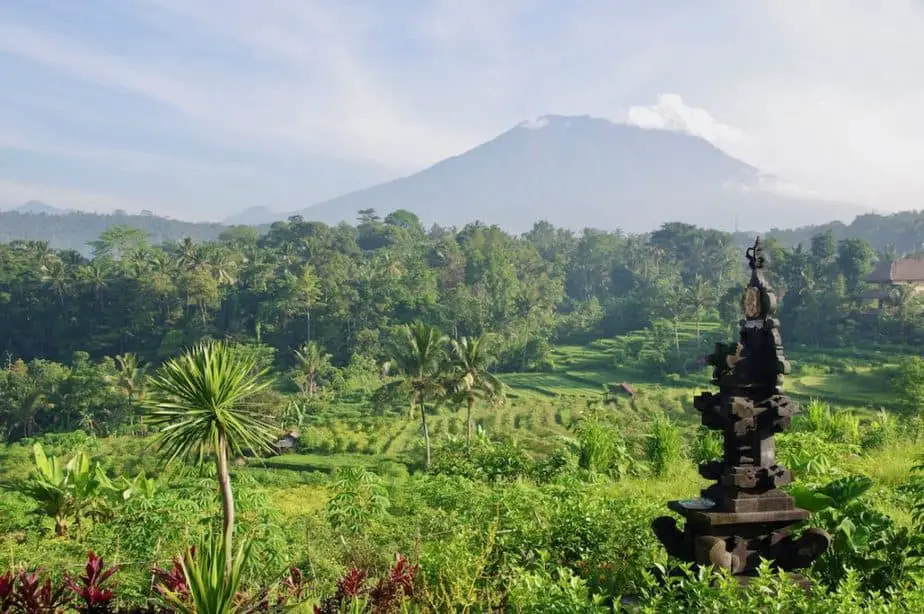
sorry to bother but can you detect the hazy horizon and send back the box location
[2,1,924,221]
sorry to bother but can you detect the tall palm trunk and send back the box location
[673,317,680,354]
[466,395,475,450]
[215,432,235,574]
[419,395,431,470]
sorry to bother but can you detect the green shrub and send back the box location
[644,417,683,477]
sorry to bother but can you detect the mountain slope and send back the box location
[224,206,279,226]
[13,200,70,215]
[0,210,229,253]
[294,115,863,233]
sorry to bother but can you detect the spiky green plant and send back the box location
[145,340,277,574]
[159,533,251,614]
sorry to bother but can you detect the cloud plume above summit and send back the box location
[1,1,923,220]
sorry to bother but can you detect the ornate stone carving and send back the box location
[652,237,830,585]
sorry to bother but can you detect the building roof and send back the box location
[866,259,924,284]
[274,432,299,449]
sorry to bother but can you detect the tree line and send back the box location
[2,209,920,367]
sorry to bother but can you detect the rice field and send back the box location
[261,320,911,473]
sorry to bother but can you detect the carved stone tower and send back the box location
[652,237,830,583]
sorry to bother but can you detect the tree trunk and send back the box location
[216,432,235,575]
[673,317,680,354]
[695,312,701,348]
[466,397,474,450]
[420,396,431,470]
[55,516,68,537]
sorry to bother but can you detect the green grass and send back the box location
[259,453,381,473]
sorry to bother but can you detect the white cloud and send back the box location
[3,0,924,218]
[626,93,745,151]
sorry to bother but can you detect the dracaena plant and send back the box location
[1,571,14,612]
[315,554,418,614]
[145,340,278,575]
[155,533,257,614]
[64,551,119,613]
[9,566,72,613]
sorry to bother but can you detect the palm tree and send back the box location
[145,341,278,574]
[891,284,922,335]
[78,261,110,310]
[41,257,69,307]
[686,276,713,348]
[391,323,447,469]
[112,353,148,433]
[114,353,147,405]
[295,265,321,343]
[450,335,505,449]
[291,341,331,397]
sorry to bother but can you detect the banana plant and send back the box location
[791,476,879,553]
[792,475,924,590]
[14,443,123,537]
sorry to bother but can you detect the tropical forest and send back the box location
[3,210,924,612]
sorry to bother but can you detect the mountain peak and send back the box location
[515,114,606,131]
[14,200,68,215]
[292,114,861,233]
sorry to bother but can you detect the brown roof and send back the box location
[866,259,924,284]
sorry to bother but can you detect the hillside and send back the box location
[0,210,230,252]
[293,115,862,233]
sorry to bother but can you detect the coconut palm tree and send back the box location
[112,353,148,434]
[891,284,922,335]
[450,335,505,449]
[291,341,332,397]
[390,323,447,469]
[114,353,147,405]
[686,275,713,348]
[145,341,278,574]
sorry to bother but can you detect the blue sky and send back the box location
[1,0,923,221]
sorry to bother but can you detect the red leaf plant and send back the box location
[8,567,71,613]
[276,566,306,606]
[368,554,418,613]
[1,571,15,612]
[150,553,189,604]
[314,554,418,614]
[64,551,120,614]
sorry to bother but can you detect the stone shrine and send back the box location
[652,237,830,584]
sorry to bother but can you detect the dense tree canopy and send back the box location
[2,210,922,442]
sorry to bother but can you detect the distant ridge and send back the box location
[0,208,228,253]
[13,200,71,215]
[5,201,924,256]
[223,206,280,226]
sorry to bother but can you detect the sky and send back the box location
[1,0,923,221]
